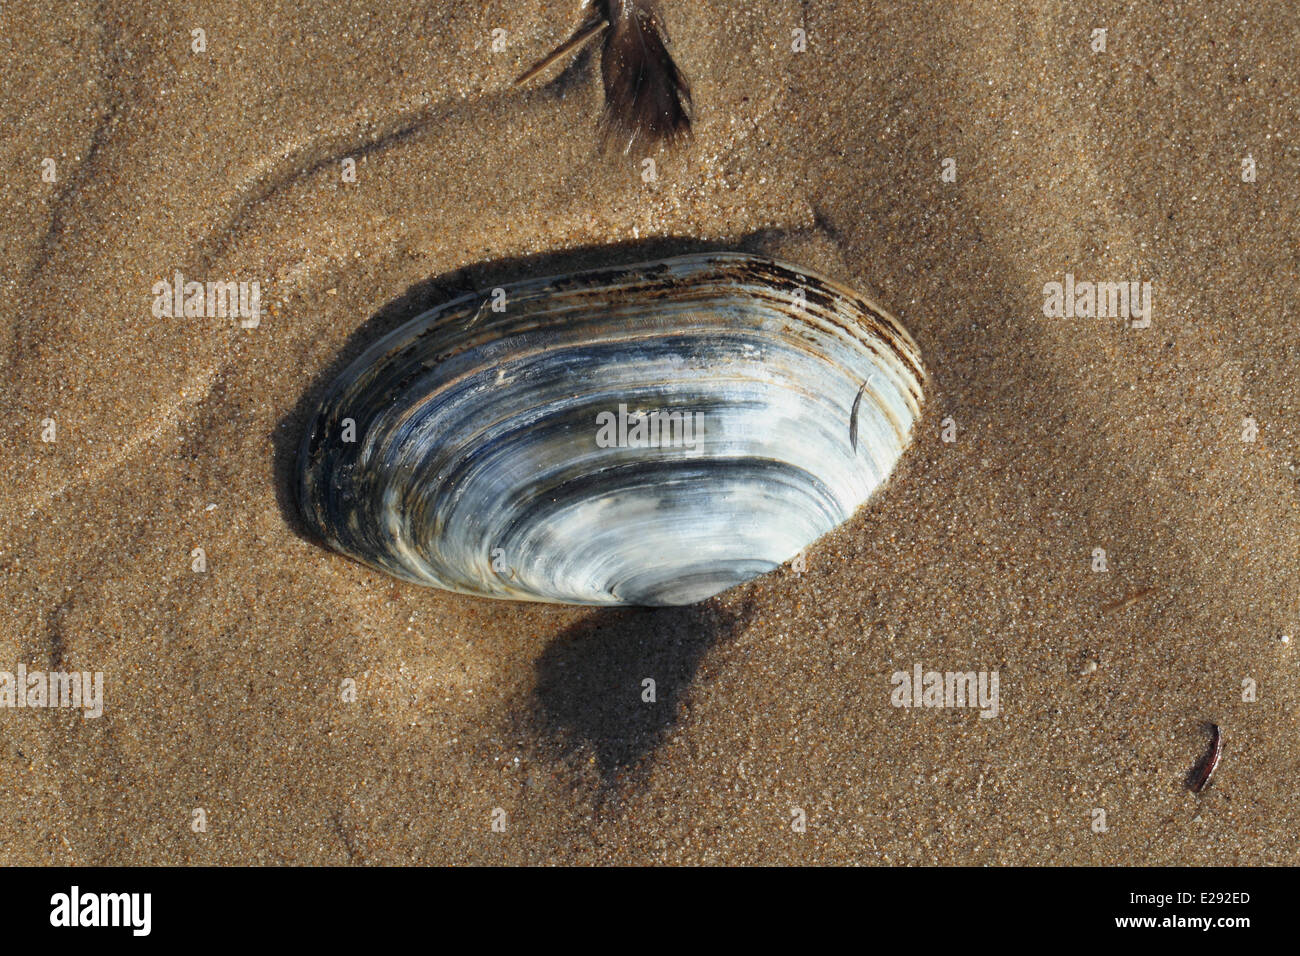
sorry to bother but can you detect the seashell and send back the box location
[296,252,925,606]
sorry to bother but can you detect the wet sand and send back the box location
[1,0,1298,864]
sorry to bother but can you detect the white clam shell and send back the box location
[297,253,925,606]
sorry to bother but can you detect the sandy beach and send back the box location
[1,0,1298,864]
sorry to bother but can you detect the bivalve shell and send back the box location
[297,252,925,606]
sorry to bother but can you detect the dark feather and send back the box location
[514,0,692,152]
[599,0,692,152]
